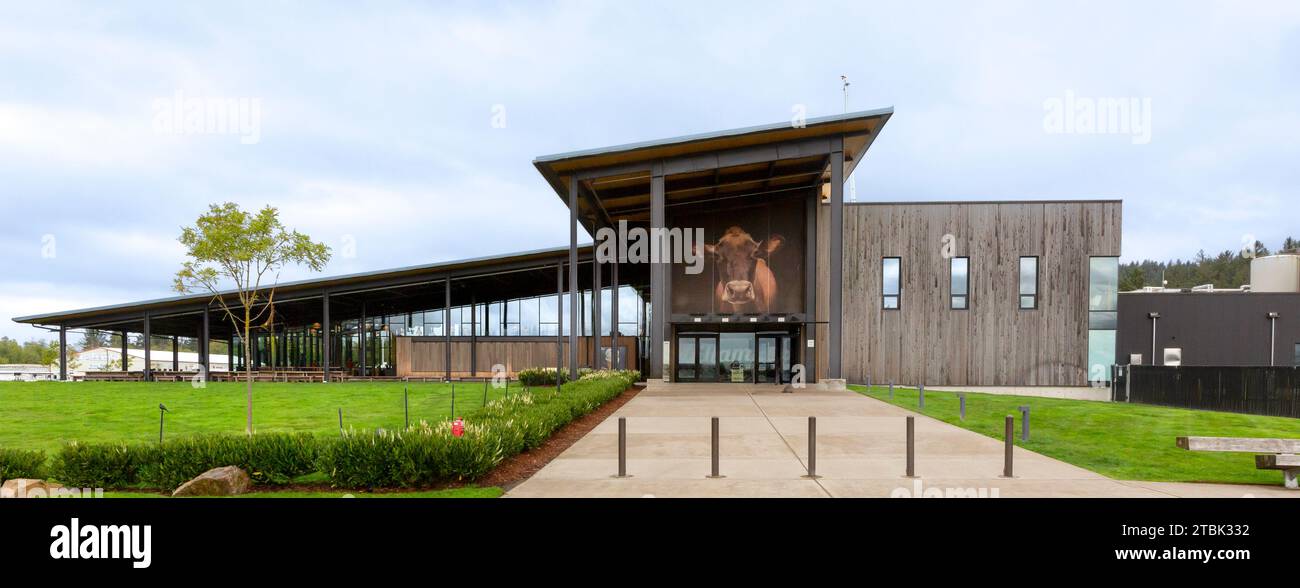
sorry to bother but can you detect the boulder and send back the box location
[172,466,253,497]
[1,478,65,498]
[823,378,848,391]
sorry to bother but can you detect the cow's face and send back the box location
[703,226,784,306]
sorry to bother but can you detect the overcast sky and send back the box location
[2,0,1298,342]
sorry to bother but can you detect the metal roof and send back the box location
[13,242,594,326]
[533,107,894,165]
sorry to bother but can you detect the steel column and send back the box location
[444,279,452,381]
[172,336,179,371]
[200,306,210,373]
[556,263,563,390]
[121,330,128,372]
[358,301,366,377]
[611,259,619,369]
[593,254,602,370]
[470,296,477,377]
[649,164,666,380]
[322,291,331,382]
[58,325,67,381]
[568,175,580,379]
[143,313,152,381]
[828,139,844,378]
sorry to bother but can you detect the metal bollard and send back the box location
[707,417,724,478]
[906,415,915,477]
[1003,415,1014,478]
[959,393,966,421]
[483,378,489,406]
[919,383,925,408]
[1018,405,1030,441]
[450,383,456,419]
[889,380,894,399]
[615,417,629,478]
[404,384,409,429]
[803,416,820,479]
[866,374,871,390]
[338,407,344,438]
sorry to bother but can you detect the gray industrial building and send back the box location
[1116,254,1300,368]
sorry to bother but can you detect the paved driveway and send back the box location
[505,382,1299,498]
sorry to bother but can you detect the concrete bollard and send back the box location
[803,416,820,479]
[1003,415,1014,478]
[906,415,915,478]
[707,416,724,478]
[1018,405,1030,441]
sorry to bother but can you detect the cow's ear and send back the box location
[758,234,784,257]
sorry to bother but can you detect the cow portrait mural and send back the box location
[671,196,804,315]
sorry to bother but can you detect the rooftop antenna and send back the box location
[841,75,857,203]
[841,75,850,113]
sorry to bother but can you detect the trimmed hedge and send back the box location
[52,433,318,490]
[0,448,46,481]
[47,372,639,491]
[319,371,637,489]
[516,367,570,386]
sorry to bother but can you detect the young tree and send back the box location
[174,203,330,435]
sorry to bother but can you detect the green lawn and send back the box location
[0,380,526,454]
[100,487,503,499]
[851,385,1300,486]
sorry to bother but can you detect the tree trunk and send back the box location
[243,317,253,436]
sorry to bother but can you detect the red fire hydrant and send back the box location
[451,417,464,438]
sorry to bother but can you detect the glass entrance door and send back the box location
[675,334,719,382]
[756,333,794,384]
[756,336,778,383]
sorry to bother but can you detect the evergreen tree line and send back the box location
[1120,237,1300,292]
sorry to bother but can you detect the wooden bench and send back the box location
[1177,436,1300,489]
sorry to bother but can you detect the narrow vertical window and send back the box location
[950,257,969,309]
[1019,256,1038,309]
[882,257,900,310]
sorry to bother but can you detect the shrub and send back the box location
[52,433,319,490]
[51,442,142,488]
[0,448,47,481]
[319,370,637,488]
[516,367,570,387]
[49,371,638,491]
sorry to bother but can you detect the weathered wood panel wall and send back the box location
[827,200,1121,386]
[396,336,638,378]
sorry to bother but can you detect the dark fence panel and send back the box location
[1119,365,1300,418]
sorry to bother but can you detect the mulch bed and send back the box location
[477,383,644,491]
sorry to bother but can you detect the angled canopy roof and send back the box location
[533,108,893,229]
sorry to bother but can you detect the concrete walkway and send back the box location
[505,382,1300,498]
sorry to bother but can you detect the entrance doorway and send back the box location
[675,328,796,383]
[756,333,793,384]
[675,333,719,382]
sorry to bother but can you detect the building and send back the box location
[1116,254,1300,367]
[12,109,1122,387]
[72,347,230,373]
[0,364,57,382]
